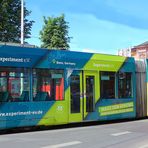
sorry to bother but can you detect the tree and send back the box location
[0,0,34,43]
[40,14,71,50]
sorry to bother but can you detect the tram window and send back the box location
[100,72,115,99]
[0,68,30,102]
[70,75,80,113]
[118,72,132,98]
[33,69,64,101]
[86,76,95,112]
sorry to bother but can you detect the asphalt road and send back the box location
[1,119,148,148]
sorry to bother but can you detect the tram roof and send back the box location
[0,45,135,68]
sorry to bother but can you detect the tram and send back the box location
[0,44,145,130]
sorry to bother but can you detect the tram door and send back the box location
[69,70,97,122]
[83,71,97,119]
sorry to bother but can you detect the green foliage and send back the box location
[40,14,71,50]
[0,0,34,43]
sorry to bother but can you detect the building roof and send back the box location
[135,41,148,47]
[131,41,148,51]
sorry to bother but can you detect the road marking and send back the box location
[42,141,82,148]
[111,131,132,136]
[139,144,148,148]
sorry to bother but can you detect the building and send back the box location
[131,41,148,60]
[118,41,148,60]
[118,48,131,57]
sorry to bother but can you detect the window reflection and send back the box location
[118,72,132,98]
[0,68,30,102]
[100,72,115,99]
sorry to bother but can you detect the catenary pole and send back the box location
[21,0,24,44]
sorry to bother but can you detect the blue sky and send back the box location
[26,0,148,54]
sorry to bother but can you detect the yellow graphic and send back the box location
[99,102,134,116]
